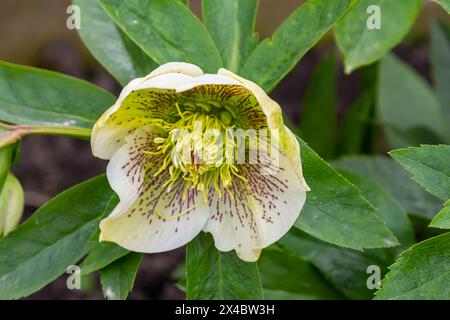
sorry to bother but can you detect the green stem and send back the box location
[0,123,92,149]
[21,125,92,139]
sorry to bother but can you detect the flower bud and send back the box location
[0,173,24,237]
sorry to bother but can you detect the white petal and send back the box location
[284,126,310,190]
[218,68,309,190]
[145,62,204,79]
[106,126,163,214]
[136,73,241,92]
[91,77,146,159]
[218,68,284,129]
[203,153,306,262]
[91,70,239,160]
[100,173,210,253]
[97,62,203,127]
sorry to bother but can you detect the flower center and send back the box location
[144,100,248,199]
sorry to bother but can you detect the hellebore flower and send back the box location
[91,62,309,262]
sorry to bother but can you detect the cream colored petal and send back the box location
[136,73,241,92]
[251,152,307,248]
[203,152,307,262]
[92,71,240,160]
[144,62,203,79]
[218,68,284,130]
[278,125,309,190]
[98,62,203,127]
[105,126,164,215]
[218,68,309,190]
[100,172,210,253]
[91,77,146,159]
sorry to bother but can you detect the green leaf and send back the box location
[280,229,390,300]
[202,0,259,72]
[285,168,414,299]
[430,200,450,229]
[337,169,415,251]
[336,64,377,156]
[376,232,450,300]
[171,262,187,292]
[10,143,20,166]
[335,0,422,73]
[295,138,399,250]
[81,244,129,275]
[186,233,263,300]
[100,252,143,300]
[0,173,24,237]
[241,0,355,92]
[436,0,450,13]
[337,91,374,155]
[80,236,129,276]
[258,247,342,300]
[0,61,115,129]
[284,167,415,299]
[389,145,450,201]
[431,21,450,125]
[0,175,114,299]
[377,54,449,148]
[333,155,442,219]
[74,0,157,86]
[299,54,337,159]
[98,0,222,73]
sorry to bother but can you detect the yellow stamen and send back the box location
[140,99,255,200]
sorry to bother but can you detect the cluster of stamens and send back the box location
[144,100,248,200]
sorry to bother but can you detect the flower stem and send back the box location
[0,122,92,149]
